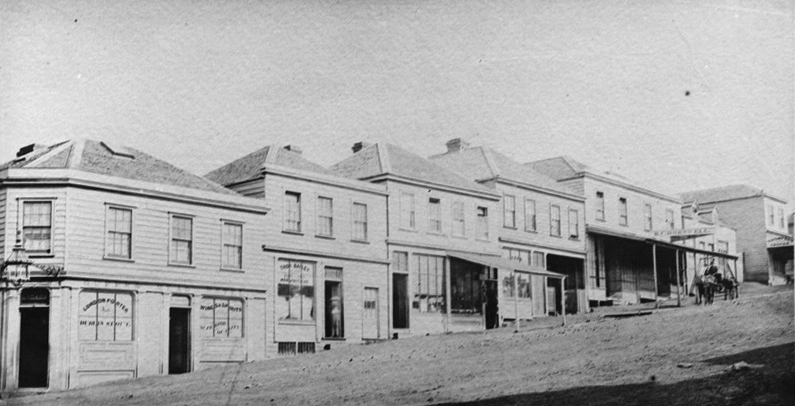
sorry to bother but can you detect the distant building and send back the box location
[206,145,390,354]
[429,139,588,315]
[528,156,737,305]
[331,142,565,336]
[1,140,270,392]
[678,203,741,291]
[679,184,793,285]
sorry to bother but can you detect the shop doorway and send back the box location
[19,288,50,388]
[362,287,379,339]
[324,279,344,338]
[168,308,191,374]
[483,280,498,329]
[392,273,409,329]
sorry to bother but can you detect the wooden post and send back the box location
[561,277,566,326]
[675,249,681,307]
[733,259,739,298]
[444,256,452,334]
[652,243,659,309]
[513,271,520,330]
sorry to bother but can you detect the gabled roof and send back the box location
[679,184,771,204]
[2,139,236,195]
[330,143,497,196]
[428,147,581,198]
[205,145,336,186]
[525,155,631,183]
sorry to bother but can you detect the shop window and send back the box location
[503,273,515,297]
[524,199,537,232]
[22,201,53,255]
[277,260,315,321]
[170,215,193,265]
[352,203,368,241]
[78,291,133,341]
[595,192,605,221]
[400,193,415,230]
[516,272,531,298]
[550,205,561,237]
[503,195,516,228]
[284,192,302,232]
[317,197,333,237]
[221,222,243,270]
[105,206,132,259]
[414,255,445,313]
[452,201,465,237]
[428,198,442,233]
[200,297,243,338]
[619,198,628,226]
[533,251,545,268]
[476,207,488,239]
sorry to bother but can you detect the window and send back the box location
[476,207,488,239]
[778,208,785,229]
[317,196,333,236]
[569,208,579,239]
[504,247,529,263]
[414,255,445,313]
[352,203,368,241]
[768,204,774,226]
[170,215,193,265]
[504,195,516,228]
[516,272,531,299]
[392,251,409,328]
[595,192,605,221]
[277,260,315,321]
[284,192,302,232]
[524,199,537,232]
[22,201,53,255]
[644,204,652,231]
[533,251,545,268]
[452,201,465,237]
[200,297,243,338]
[619,198,628,226]
[222,222,243,269]
[666,209,675,230]
[400,193,415,229]
[428,198,442,233]
[550,205,561,237]
[78,291,133,341]
[105,206,132,259]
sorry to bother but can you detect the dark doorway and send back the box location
[392,273,409,329]
[19,306,49,388]
[324,280,344,338]
[168,308,190,374]
[483,280,498,329]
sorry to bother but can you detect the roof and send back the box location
[679,184,773,204]
[525,156,632,183]
[205,145,337,186]
[428,147,580,198]
[2,139,236,195]
[447,252,564,279]
[330,143,497,196]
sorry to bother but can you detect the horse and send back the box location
[701,274,718,305]
[720,276,739,300]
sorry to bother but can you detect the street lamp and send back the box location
[1,230,32,287]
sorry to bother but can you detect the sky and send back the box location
[1,0,793,205]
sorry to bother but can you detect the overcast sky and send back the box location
[2,0,793,205]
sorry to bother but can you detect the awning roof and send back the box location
[767,235,793,249]
[586,224,739,260]
[447,252,565,279]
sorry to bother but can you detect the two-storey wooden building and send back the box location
[205,145,390,355]
[0,139,270,392]
[331,142,565,337]
[429,139,588,315]
[679,185,792,285]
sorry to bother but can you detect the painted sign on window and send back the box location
[277,260,315,321]
[200,298,243,338]
[78,291,133,341]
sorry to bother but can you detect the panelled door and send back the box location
[362,287,379,339]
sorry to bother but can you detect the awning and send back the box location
[644,239,739,260]
[586,225,647,243]
[767,235,793,249]
[447,252,565,279]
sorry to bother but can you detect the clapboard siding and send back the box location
[230,179,266,200]
[0,188,6,259]
[4,187,68,265]
[63,187,268,289]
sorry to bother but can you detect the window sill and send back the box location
[315,234,336,240]
[220,267,244,273]
[282,230,304,236]
[398,227,418,233]
[322,337,347,341]
[503,226,517,230]
[475,237,490,242]
[27,253,54,259]
[427,231,445,236]
[550,234,562,239]
[350,239,370,245]
[619,223,628,227]
[569,237,580,241]
[595,218,606,222]
[168,263,196,269]
[278,319,315,326]
[524,229,538,234]
[451,235,467,240]
[103,256,135,263]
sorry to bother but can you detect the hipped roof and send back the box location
[205,145,336,186]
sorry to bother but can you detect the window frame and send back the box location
[400,192,416,230]
[428,197,442,233]
[220,220,243,271]
[476,206,489,240]
[20,199,55,257]
[778,208,785,229]
[768,204,775,226]
[643,203,653,231]
[316,196,334,237]
[104,204,134,261]
[595,191,605,221]
[618,197,628,226]
[78,290,135,342]
[451,200,465,237]
[503,194,516,228]
[284,191,302,233]
[665,209,675,230]
[200,296,245,339]
[550,204,561,237]
[169,213,194,266]
[568,208,579,239]
[524,198,537,232]
[352,202,368,242]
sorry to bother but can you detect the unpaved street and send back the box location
[8,283,794,406]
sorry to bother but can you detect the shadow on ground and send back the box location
[434,343,795,406]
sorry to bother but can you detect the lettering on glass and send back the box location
[200,298,243,338]
[277,260,315,321]
[78,291,133,341]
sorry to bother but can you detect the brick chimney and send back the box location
[352,142,372,154]
[283,145,302,154]
[16,143,47,158]
[445,138,469,153]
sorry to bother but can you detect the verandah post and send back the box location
[652,243,659,309]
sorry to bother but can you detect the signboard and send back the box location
[654,227,715,239]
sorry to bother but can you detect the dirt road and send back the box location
[8,283,794,406]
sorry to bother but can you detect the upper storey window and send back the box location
[284,192,302,232]
[22,201,53,255]
[619,198,628,226]
[595,192,605,221]
[170,215,193,265]
[643,204,653,231]
[476,207,488,240]
[352,203,368,241]
[503,195,516,228]
[524,199,537,232]
[428,198,441,233]
[400,193,415,230]
[665,209,675,230]
[550,205,561,237]
[106,206,132,259]
[317,197,333,237]
[452,201,465,237]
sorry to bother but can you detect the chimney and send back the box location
[445,138,469,153]
[283,145,302,154]
[16,143,46,158]
[352,142,372,154]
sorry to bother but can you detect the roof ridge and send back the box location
[480,147,500,178]
[26,141,73,168]
[68,138,87,168]
[377,143,391,173]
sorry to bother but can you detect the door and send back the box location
[483,280,498,329]
[392,274,409,329]
[325,280,344,338]
[19,307,49,388]
[168,308,190,374]
[362,287,379,339]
